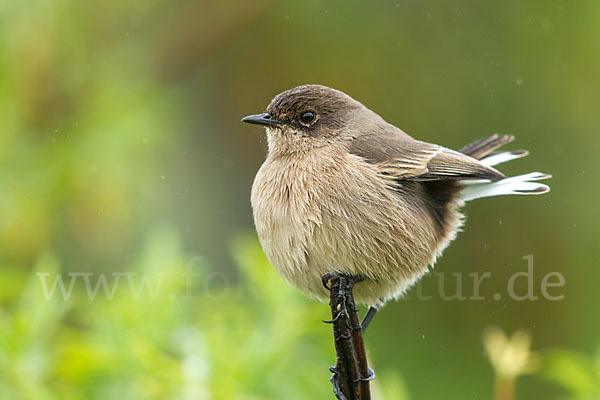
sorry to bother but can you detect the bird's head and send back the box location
[242,84,370,156]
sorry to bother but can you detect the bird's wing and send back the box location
[349,127,505,182]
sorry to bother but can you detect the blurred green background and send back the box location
[1,0,599,399]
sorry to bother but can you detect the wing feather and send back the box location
[349,126,505,182]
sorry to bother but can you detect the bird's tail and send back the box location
[458,135,551,202]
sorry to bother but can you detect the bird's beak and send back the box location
[241,113,283,127]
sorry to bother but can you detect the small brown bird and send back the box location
[243,84,550,321]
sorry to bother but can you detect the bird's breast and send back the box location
[251,149,344,277]
[250,147,444,304]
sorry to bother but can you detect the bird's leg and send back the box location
[360,303,381,334]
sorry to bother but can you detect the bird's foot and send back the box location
[322,273,358,325]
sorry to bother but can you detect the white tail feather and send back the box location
[480,150,528,167]
[461,172,551,202]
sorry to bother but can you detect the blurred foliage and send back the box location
[540,348,600,399]
[1,0,599,398]
[0,231,409,399]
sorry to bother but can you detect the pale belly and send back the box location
[251,152,460,306]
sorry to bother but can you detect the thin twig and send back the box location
[324,274,373,400]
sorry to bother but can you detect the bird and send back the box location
[242,84,550,328]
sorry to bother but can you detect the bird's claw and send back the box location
[322,273,334,290]
[323,313,343,324]
[323,302,350,324]
[354,368,376,382]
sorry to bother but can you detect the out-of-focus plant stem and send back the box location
[494,377,515,400]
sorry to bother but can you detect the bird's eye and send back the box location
[299,111,316,125]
